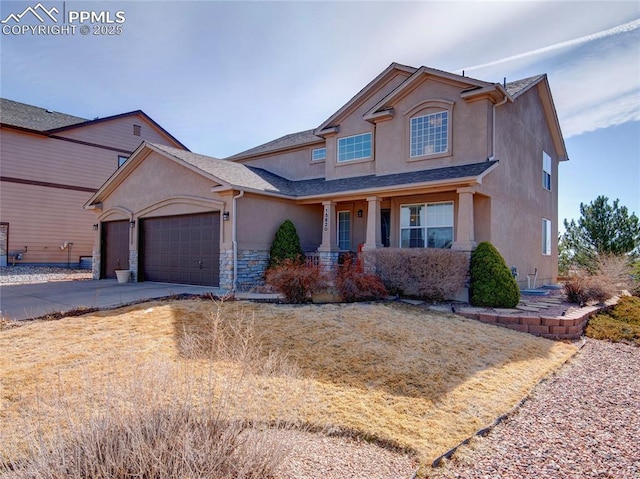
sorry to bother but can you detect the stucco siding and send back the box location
[238,147,325,181]
[324,71,411,181]
[478,86,559,286]
[236,194,322,252]
[374,79,492,176]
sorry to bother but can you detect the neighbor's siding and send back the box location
[0,115,184,265]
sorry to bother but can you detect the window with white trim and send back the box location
[410,111,448,157]
[400,202,453,248]
[337,211,351,250]
[542,151,552,190]
[312,147,326,161]
[542,218,552,255]
[337,132,372,162]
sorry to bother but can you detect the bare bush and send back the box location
[265,259,329,303]
[336,254,387,302]
[563,273,615,305]
[2,302,297,479]
[363,248,468,301]
[593,254,635,292]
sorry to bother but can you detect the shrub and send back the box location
[363,248,468,301]
[336,253,387,302]
[268,219,304,268]
[563,274,614,305]
[469,242,520,308]
[585,295,640,345]
[265,258,328,303]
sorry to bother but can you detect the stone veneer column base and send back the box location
[316,251,340,279]
[92,249,101,280]
[129,249,139,282]
[219,249,270,291]
[219,249,234,291]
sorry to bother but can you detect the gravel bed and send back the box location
[429,338,640,479]
[0,266,92,285]
[276,430,419,479]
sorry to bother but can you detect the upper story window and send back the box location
[312,147,326,161]
[118,155,128,168]
[400,202,453,249]
[410,111,448,157]
[542,151,552,190]
[337,132,372,162]
[133,124,141,136]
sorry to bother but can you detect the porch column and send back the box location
[453,187,476,251]
[318,200,338,252]
[362,196,382,251]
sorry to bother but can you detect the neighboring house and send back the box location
[85,62,567,292]
[0,98,187,270]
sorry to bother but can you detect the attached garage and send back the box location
[101,220,130,279]
[140,212,220,286]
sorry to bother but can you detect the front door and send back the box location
[381,209,391,247]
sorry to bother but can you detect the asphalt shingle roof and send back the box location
[0,98,88,131]
[151,142,497,199]
[226,129,323,160]
[224,70,545,162]
[505,75,545,97]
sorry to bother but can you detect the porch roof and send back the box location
[154,142,496,199]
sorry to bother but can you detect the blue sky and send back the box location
[1,0,639,230]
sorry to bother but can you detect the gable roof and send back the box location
[226,129,323,161]
[0,98,189,150]
[504,74,546,98]
[227,64,562,164]
[315,62,417,135]
[87,141,499,207]
[0,98,88,131]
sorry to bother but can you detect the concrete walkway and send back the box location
[0,280,280,321]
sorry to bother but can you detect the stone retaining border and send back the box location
[456,297,619,340]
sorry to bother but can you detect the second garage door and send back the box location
[141,212,220,286]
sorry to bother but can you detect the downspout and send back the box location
[232,190,244,292]
[489,95,509,161]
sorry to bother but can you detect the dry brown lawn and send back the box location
[1,299,577,469]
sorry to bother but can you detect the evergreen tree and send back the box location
[268,220,304,268]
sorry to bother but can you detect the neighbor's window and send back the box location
[118,155,128,167]
[337,132,372,162]
[400,202,453,248]
[542,151,552,190]
[542,218,552,255]
[312,147,326,161]
[410,111,448,157]
[337,211,351,250]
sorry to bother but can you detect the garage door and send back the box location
[141,212,219,286]
[101,220,130,279]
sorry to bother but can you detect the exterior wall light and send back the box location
[92,224,99,231]
[222,212,230,221]
[130,220,136,228]
[357,209,364,218]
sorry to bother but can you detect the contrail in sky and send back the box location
[457,18,640,73]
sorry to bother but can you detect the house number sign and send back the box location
[323,207,329,232]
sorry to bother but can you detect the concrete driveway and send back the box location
[0,280,241,321]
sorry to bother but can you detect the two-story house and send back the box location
[85,63,567,292]
[0,98,187,271]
